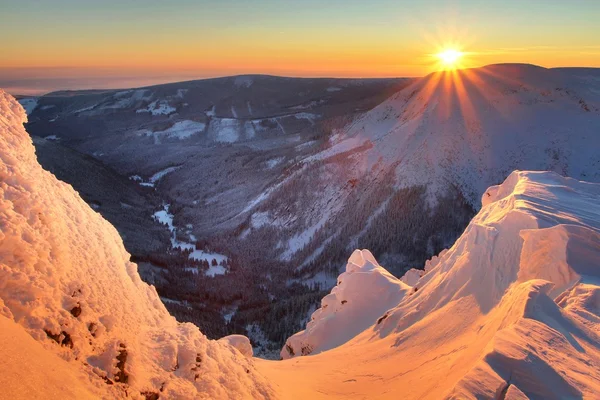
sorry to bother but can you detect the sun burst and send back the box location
[436,49,464,70]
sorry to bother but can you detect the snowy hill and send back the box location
[0,89,275,399]
[317,64,600,204]
[267,170,600,399]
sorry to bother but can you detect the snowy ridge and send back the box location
[0,90,274,399]
[281,249,410,359]
[267,170,600,399]
[310,64,600,205]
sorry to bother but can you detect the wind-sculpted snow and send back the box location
[281,249,410,359]
[267,171,600,399]
[0,89,275,398]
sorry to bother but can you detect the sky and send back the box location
[1,0,600,94]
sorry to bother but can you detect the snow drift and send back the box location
[268,170,600,399]
[0,89,274,399]
[281,249,410,359]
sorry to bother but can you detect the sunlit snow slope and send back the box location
[281,249,410,359]
[316,64,600,204]
[0,89,275,399]
[263,170,600,399]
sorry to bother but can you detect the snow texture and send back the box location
[153,204,228,273]
[218,335,253,358]
[139,120,206,143]
[136,99,176,115]
[0,89,274,399]
[269,170,600,399]
[281,249,410,359]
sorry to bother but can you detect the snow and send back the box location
[99,90,150,111]
[326,87,342,92]
[159,296,186,306]
[44,134,59,141]
[294,140,317,151]
[399,268,422,286]
[209,118,240,143]
[129,167,180,187]
[231,106,238,118]
[153,204,228,274]
[250,211,271,229]
[0,314,102,399]
[139,120,206,143]
[176,88,188,98]
[0,89,273,398]
[244,120,256,139]
[149,166,180,183]
[281,250,410,359]
[297,230,341,271]
[17,97,38,115]
[72,104,97,114]
[293,112,319,125]
[205,105,216,117]
[218,335,253,358]
[260,170,600,399]
[271,117,287,134]
[281,205,332,260]
[265,157,284,169]
[309,64,600,205]
[136,99,176,115]
[222,306,238,323]
[155,120,205,139]
[290,100,323,110]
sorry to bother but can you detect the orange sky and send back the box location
[1,0,599,93]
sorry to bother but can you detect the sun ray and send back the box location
[437,49,464,69]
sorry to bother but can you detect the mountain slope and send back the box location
[262,171,600,399]
[319,64,600,203]
[281,249,410,359]
[0,89,275,398]
[31,135,169,257]
[15,65,600,355]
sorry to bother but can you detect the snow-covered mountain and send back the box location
[314,64,600,204]
[0,89,274,399]
[15,65,600,355]
[1,89,599,398]
[281,249,410,359]
[270,170,600,399]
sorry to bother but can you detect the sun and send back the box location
[436,49,464,69]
